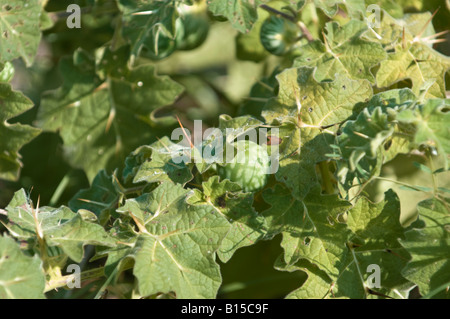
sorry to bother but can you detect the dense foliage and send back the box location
[0,0,449,299]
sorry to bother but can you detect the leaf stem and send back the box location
[45,266,105,292]
[426,150,438,194]
[374,176,433,193]
[318,161,334,194]
[349,246,368,298]
[259,4,314,42]
[49,171,72,207]
[259,4,296,22]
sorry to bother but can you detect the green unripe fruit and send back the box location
[175,14,209,51]
[260,15,300,56]
[218,140,270,192]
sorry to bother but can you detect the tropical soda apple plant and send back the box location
[0,0,449,299]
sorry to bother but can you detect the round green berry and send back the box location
[218,140,270,192]
[260,15,300,56]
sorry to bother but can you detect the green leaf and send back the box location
[294,20,387,83]
[123,144,153,184]
[311,0,365,18]
[37,48,184,181]
[376,43,450,99]
[346,191,412,295]
[275,256,331,299]
[0,83,41,181]
[413,161,432,174]
[263,184,351,279]
[218,114,265,140]
[285,269,331,298]
[401,198,450,298]
[5,189,116,263]
[332,248,411,298]
[356,88,417,163]
[0,61,14,83]
[0,235,45,299]
[348,190,406,250]
[364,11,436,47]
[263,66,372,199]
[117,0,178,60]
[133,136,194,185]
[207,0,261,33]
[334,106,395,185]
[69,170,121,224]
[0,0,42,66]
[332,89,424,188]
[238,69,278,117]
[113,181,231,298]
[278,190,412,298]
[118,181,191,226]
[334,192,411,298]
[368,12,450,98]
[396,99,450,169]
[235,4,270,62]
[263,66,373,128]
[188,176,266,262]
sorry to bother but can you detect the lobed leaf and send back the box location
[207,0,261,33]
[400,198,450,298]
[294,20,387,83]
[188,176,266,262]
[0,83,41,181]
[0,0,42,66]
[0,235,45,299]
[110,181,231,298]
[263,66,372,199]
[37,48,184,181]
[5,189,116,263]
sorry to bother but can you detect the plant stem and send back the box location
[259,4,296,22]
[374,176,432,193]
[94,266,120,299]
[259,4,314,42]
[297,21,314,42]
[318,161,334,194]
[349,246,368,298]
[49,171,72,206]
[426,150,438,194]
[45,266,105,293]
[111,13,123,51]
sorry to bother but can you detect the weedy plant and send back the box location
[0,0,449,299]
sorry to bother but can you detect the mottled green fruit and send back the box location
[260,15,300,56]
[218,140,270,192]
[175,14,209,51]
